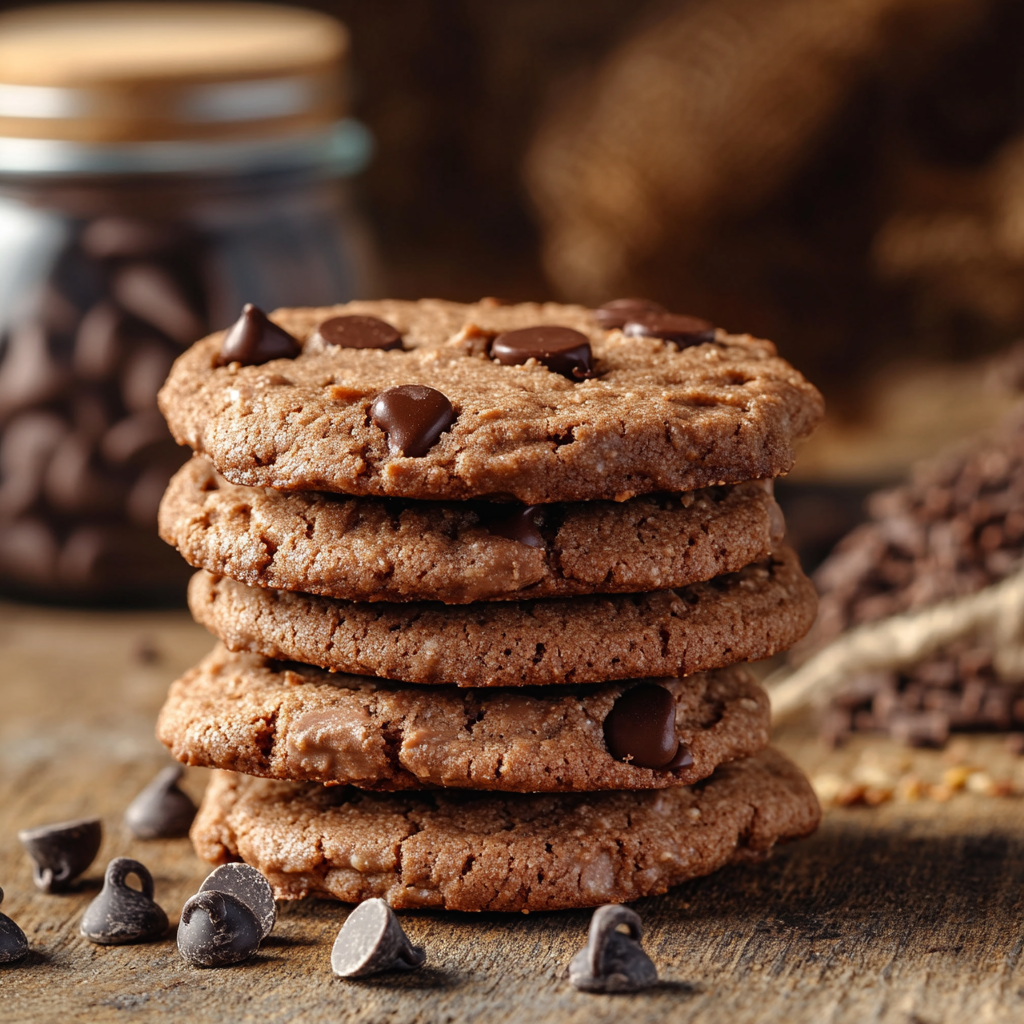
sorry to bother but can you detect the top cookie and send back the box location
[158,299,824,503]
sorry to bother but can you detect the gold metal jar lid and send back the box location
[0,3,349,144]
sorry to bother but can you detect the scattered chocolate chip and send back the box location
[80,858,168,945]
[491,325,594,379]
[604,683,680,769]
[568,905,658,993]
[331,898,425,978]
[314,315,403,350]
[594,298,666,330]
[370,385,456,457]
[123,765,197,839]
[623,313,716,348]
[177,890,262,967]
[0,887,28,964]
[199,863,276,941]
[18,816,102,893]
[482,503,546,548]
[216,304,301,367]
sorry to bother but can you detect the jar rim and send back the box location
[0,117,371,178]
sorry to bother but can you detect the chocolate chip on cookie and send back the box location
[594,298,666,330]
[216,304,301,367]
[480,502,547,548]
[623,312,716,348]
[369,385,456,457]
[490,325,594,379]
[314,315,403,351]
[604,683,681,769]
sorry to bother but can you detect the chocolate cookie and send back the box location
[190,748,820,912]
[187,546,817,686]
[158,299,824,504]
[160,457,782,604]
[157,645,770,792]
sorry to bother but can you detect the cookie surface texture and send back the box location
[157,646,770,792]
[190,748,820,912]
[160,457,779,603]
[188,547,816,686]
[158,300,824,503]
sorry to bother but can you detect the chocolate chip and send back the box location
[112,263,204,345]
[80,858,168,945]
[490,326,594,379]
[18,816,102,893]
[331,898,426,978]
[199,863,276,941]
[216,304,301,367]
[124,765,197,839]
[567,905,658,993]
[0,887,28,964]
[177,890,262,967]
[370,385,456,457]
[314,315,403,350]
[623,313,716,348]
[482,503,546,548]
[594,298,666,330]
[663,741,694,770]
[604,683,680,769]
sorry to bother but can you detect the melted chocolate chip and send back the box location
[623,313,716,348]
[482,503,546,548]
[314,315,403,350]
[663,741,694,770]
[490,326,594,379]
[80,858,168,946]
[331,898,426,978]
[568,905,658,993]
[370,385,456,457]
[604,684,680,769]
[594,298,666,330]
[216,304,301,366]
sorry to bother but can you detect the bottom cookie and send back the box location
[191,748,820,912]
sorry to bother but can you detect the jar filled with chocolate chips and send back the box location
[0,3,372,602]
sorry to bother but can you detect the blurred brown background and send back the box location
[11,0,1024,435]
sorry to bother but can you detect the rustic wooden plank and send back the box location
[2,602,1024,1023]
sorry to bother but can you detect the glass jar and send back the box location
[0,4,373,603]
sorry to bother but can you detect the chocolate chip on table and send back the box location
[370,385,456,458]
[80,858,168,945]
[481,503,546,548]
[331,898,425,978]
[198,863,276,941]
[593,298,667,330]
[314,315,403,350]
[177,890,262,967]
[490,325,594,379]
[0,887,29,964]
[623,313,716,348]
[567,905,658,993]
[123,765,197,839]
[216,304,302,367]
[603,683,681,769]
[18,816,102,893]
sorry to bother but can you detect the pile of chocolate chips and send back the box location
[809,410,1024,746]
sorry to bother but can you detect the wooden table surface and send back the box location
[2,602,1024,1024]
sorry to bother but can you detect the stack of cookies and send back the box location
[154,297,825,912]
